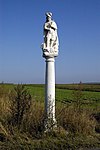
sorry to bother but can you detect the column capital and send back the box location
[45,57,55,62]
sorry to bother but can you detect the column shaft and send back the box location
[45,57,55,121]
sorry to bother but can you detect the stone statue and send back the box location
[41,12,59,57]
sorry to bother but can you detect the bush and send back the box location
[8,84,45,137]
[9,84,32,129]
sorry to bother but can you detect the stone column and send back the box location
[41,12,59,130]
[45,57,56,124]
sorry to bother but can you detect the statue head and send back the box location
[45,12,52,18]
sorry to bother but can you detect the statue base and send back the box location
[42,48,58,58]
[41,44,58,58]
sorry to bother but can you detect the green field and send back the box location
[1,83,100,109]
[25,84,100,109]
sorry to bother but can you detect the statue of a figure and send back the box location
[41,12,59,56]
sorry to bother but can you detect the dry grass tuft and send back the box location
[57,105,96,135]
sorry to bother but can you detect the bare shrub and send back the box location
[9,84,32,129]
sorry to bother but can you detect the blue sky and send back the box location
[0,0,100,84]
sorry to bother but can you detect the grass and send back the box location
[56,83,100,92]
[1,83,100,101]
[25,84,100,110]
[0,83,100,112]
[0,83,100,149]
